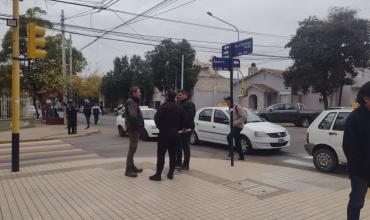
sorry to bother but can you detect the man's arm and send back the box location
[233,105,246,125]
[343,114,360,163]
[126,100,139,129]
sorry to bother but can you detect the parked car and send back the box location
[191,107,290,154]
[115,106,159,140]
[257,103,321,127]
[304,108,352,172]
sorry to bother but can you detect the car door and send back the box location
[283,104,299,122]
[314,112,338,146]
[196,109,214,142]
[329,112,350,163]
[212,109,230,144]
[267,104,285,122]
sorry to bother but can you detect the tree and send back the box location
[0,7,87,116]
[284,7,370,109]
[146,39,200,94]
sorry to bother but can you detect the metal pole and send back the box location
[69,33,73,98]
[61,10,67,124]
[11,0,20,172]
[181,54,184,89]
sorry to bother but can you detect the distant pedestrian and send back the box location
[150,90,186,181]
[175,89,196,171]
[343,81,370,220]
[124,86,144,177]
[66,99,78,134]
[83,100,92,129]
[225,96,246,160]
[92,103,101,125]
[100,102,105,115]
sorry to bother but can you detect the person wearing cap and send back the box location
[150,90,186,181]
[224,96,246,160]
[343,81,370,220]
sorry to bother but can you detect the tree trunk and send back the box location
[338,82,344,107]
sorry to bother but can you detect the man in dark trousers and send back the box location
[125,86,144,178]
[83,101,92,129]
[175,89,196,171]
[343,81,370,220]
[66,99,78,135]
[150,90,185,181]
[225,96,246,160]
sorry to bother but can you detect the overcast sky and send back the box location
[1,0,369,76]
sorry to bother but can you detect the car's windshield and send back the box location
[141,109,156,119]
[226,109,264,123]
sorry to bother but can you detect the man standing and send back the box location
[83,100,92,129]
[225,96,246,160]
[343,81,370,220]
[176,89,196,171]
[125,87,144,178]
[66,99,78,135]
[92,103,101,125]
[150,90,185,181]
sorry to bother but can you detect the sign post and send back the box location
[214,37,253,167]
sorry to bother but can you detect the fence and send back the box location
[0,96,35,119]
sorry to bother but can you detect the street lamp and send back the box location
[206,11,241,166]
[206,11,239,41]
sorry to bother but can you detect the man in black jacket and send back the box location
[150,90,185,181]
[343,81,370,220]
[124,86,144,178]
[175,89,196,171]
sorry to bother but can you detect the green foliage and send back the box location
[284,7,370,109]
[146,39,200,93]
[101,55,154,107]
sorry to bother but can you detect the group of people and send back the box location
[123,86,196,181]
[66,99,103,134]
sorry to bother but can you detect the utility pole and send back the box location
[11,0,20,172]
[181,54,184,89]
[69,33,73,98]
[61,10,67,124]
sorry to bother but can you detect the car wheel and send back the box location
[190,131,199,145]
[313,148,338,172]
[140,129,150,141]
[300,117,310,128]
[118,126,125,137]
[241,136,253,155]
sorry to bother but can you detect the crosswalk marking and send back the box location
[0,139,98,167]
[283,159,314,168]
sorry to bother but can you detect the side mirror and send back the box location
[224,119,230,124]
[269,108,273,112]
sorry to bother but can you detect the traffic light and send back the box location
[27,22,46,59]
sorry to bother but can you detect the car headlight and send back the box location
[151,125,157,129]
[254,131,267,137]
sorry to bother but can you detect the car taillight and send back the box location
[306,133,310,144]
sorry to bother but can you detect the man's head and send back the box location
[176,89,188,101]
[166,90,177,102]
[130,86,141,99]
[357,81,370,111]
[224,96,232,108]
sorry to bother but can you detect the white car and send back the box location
[190,107,290,154]
[116,106,159,140]
[305,108,352,172]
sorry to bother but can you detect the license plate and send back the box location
[278,138,284,143]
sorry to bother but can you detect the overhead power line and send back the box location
[79,0,173,50]
[47,0,291,39]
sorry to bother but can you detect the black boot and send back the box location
[125,167,137,177]
[132,165,143,173]
[167,169,174,180]
[149,174,161,181]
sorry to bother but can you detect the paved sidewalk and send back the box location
[0,156,369,219]
[0,124,99,144]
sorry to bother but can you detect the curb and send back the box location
[0,129,101,144]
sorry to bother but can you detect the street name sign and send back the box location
[212,57,240,70]
[222,38,253,58]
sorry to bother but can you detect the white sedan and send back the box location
[116,107,159,140]
[190,107,290,154]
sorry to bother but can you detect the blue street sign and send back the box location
[212,57,240,70]
[222,38,253,58]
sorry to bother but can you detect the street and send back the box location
[66,113,347,177]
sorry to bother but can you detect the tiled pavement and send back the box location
[0,154,369,219]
